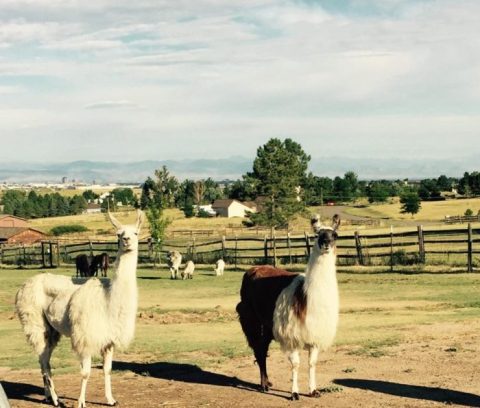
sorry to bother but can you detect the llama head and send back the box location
[108,209,144,252]
[311,214,340,253]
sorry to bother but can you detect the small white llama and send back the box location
[167,250,182,279]
[15,210,143,408]
[182,260,195,279]
[214,259,225,276]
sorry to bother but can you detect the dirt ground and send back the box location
[2,321,480,408]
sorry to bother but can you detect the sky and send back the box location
[1,0,479,163]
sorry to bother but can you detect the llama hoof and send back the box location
[267,380,273,387]
[108,401,118,406]
[290,392,300,401]
[310,389,321,398]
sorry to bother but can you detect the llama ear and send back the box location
[107,211,122,230]
[332,214,341,231]
[311,214,322,233]
[135,209,144,233]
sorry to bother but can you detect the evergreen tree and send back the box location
[246,138,310,228]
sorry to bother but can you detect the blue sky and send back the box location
[1,0,479,163]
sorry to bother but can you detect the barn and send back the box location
[0,227,47,245]
[211,199,257,218]
[0,215,29,228]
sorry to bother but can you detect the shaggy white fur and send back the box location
[182,260,195,279]
[272,215,340,399]
[167,250,182,279]
[214,259,225,276]
[15,210,143,408]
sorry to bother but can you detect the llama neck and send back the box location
[303,246,337,302]
[108,249,138,345]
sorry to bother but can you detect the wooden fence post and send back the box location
[390,226,394,273]
[272,231,277,267]
[264,236,268,264]
[192,237,196,263]
[234,235,238,270]
[222,235,226,260]
[417,225,425,264]
[304,232,311,258]
[467,223,473,273]
[88,240,94,258]
[354,231,364,266]
[287,232,292,265]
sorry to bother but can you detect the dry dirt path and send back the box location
[2,321,480,408]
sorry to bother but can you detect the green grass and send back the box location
[1,267,480,373]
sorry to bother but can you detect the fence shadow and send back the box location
[112,361,287,399]
[334,379,480,407]
[1,380,46,405]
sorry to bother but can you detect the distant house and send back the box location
[84,203,102,214]
[0,227,46,245]
[212,199,257,218]
[0,215,29,228]
[194,204,217,217]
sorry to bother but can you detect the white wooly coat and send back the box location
[182,260,195,279]
[214,259,225,276]
[168,251,182,279]
[272,244,338,351]
[15,210,143,408]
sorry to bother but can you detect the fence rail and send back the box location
[1,224,479,270]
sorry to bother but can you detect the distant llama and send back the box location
[16,210,144,407]
[214,259,225,276]
[237,215,340,400]
[167,250,182,279]
[182,260,195,279]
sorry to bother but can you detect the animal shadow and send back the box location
[113,361,286,398]
[334,378,480,407]
[2,381,48,405]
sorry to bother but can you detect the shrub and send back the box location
[391,250,421,266]
[465,208,474,216]
[50,224,89,236]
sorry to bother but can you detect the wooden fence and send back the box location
[1,224,479,270]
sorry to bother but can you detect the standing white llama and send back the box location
[237,214,340,400]
[15,210,144,408]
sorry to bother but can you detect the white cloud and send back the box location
[0,0,479,163]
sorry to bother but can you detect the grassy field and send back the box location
[1,267,480,374]
[345,197,480,222]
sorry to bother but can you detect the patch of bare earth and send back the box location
[3,321,480,408]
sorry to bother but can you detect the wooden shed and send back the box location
[0,227,47,245]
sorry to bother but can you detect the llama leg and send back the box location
[308,346,320,397]
[39,347,59,406]
[102,346,117,406]
[288,350,300,400]
[78,356,91,408]
[39,326,61,406]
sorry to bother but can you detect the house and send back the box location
[211,199,257,218]
[84,203,102,214]
[0,227,47,245]
[0,215,30,228]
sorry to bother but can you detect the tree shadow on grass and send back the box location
[334,379,480,407]
[113,361,288,399]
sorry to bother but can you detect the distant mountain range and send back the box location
[0,156,477,183]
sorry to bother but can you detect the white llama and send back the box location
[15,210,144,408]
[167,250,182,279]
[213,259,225,276]
[237,215,340,400]
[182,260,195,279]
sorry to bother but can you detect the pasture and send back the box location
[1,266,480,407]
